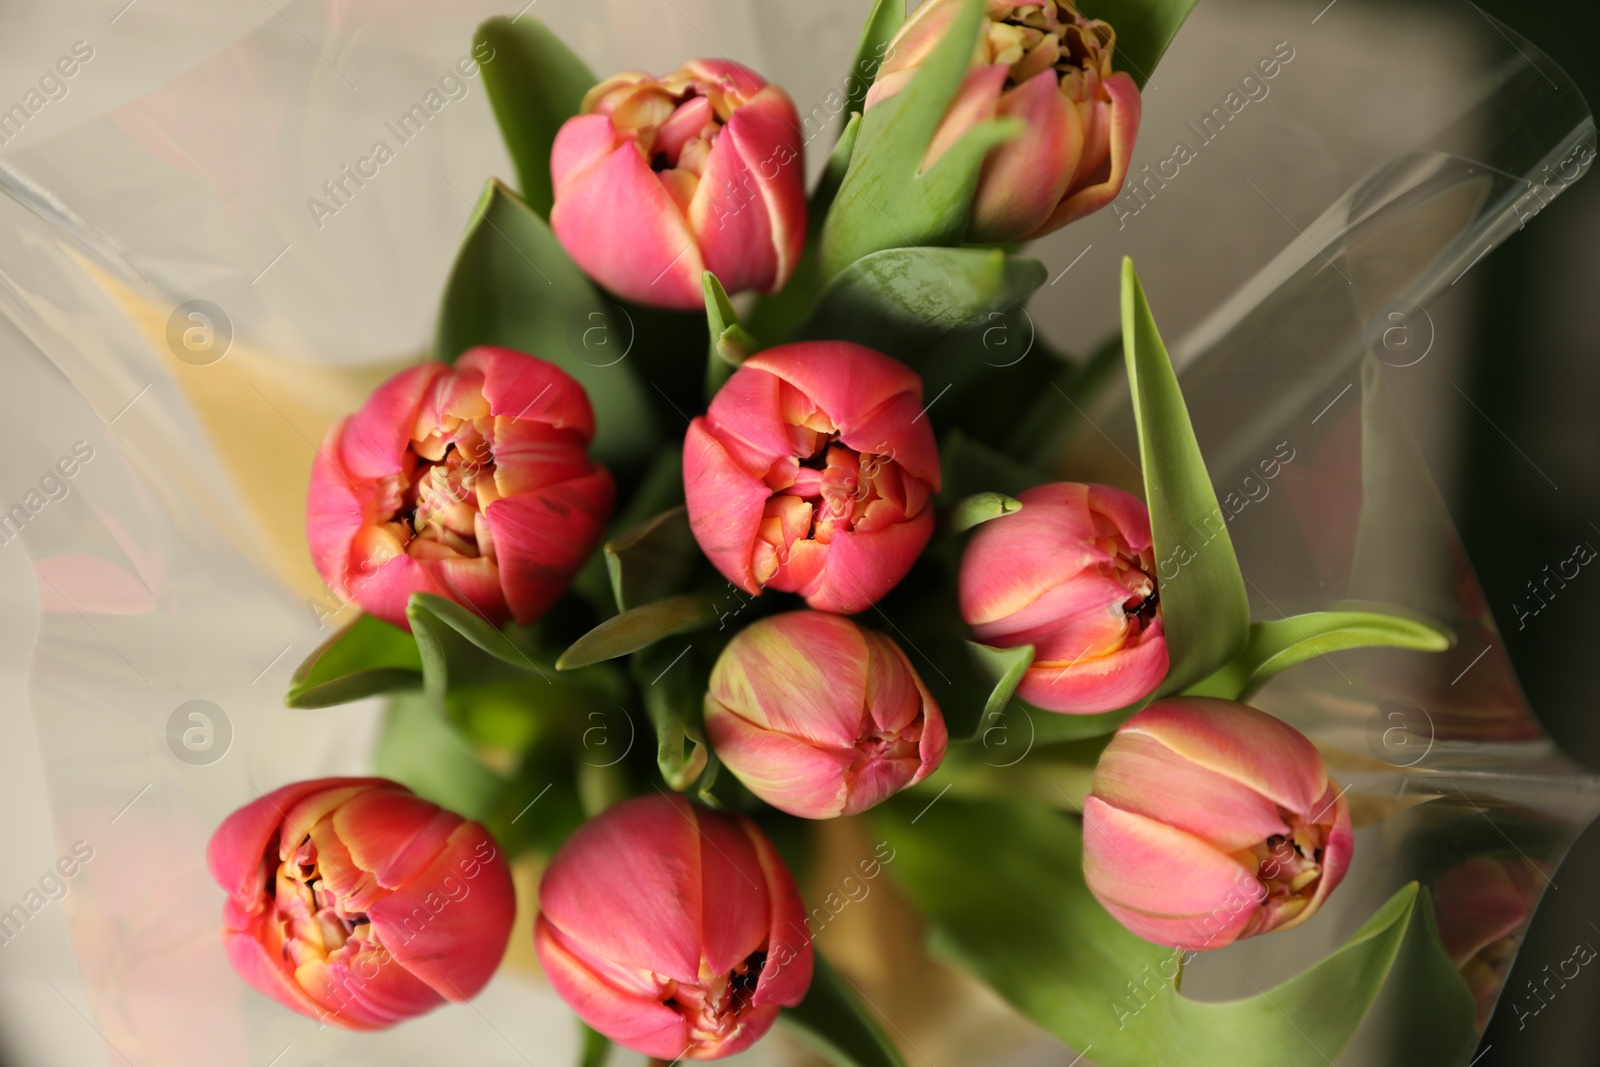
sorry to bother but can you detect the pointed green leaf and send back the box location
[799,247,1047,360]
[1078,0,1203,90]
[475,17,597,217]
[1185,609,1455,700]
[407,592,551,695]
[633,640,714,792]
[556,594,719,670]
[703,272,760,396]
[966,641,1034,741]
[844,0,906,119]
[877,795,1441,1066]
[820,0,1023,278]
[1122,258,1249,693]
[949,492,1023,534]
[780,953,908,1067]
[375,693,506,821]
[604,506,700,613]
[436,179,656,465]
[285,613,422,708]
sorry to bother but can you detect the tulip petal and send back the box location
[742,343,923,460]
[535,918,690,1059]
[1082,796,1259,951]
[968,70,1078,242]
[1093,731,1290,852]
[306,419,366,597]
[684,417,772,596]
[695,810,773,977]
[1016,621,1168,714]
[461,346,597,439]
[550,118,706,308]
[539,795,707,984]
[744,820,813,1009]
[221,928,359,1028]
[1121,698,1328,816]
[1030,71,1141,237]
[709,612,868,747]
[337,363,444,480]
[482,467,614,625]
[691,86,806,295]
[839,390,942,492]
[367,824,516,1000]
[792,506,935,614]
[699,360,793,471]
[208,778,386,900]
[705,699,854,819]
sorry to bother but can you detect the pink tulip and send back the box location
[550,60,806,309]
[705,611,947,818]
[960,482,1166,714]
[306,346,614,631]
[535,794,812,1060]
[684,341,940,614]
[207,777,515,1030]
[867,0,1141,242]
[1432,857,1547,1026]
[1083,699,1354,951]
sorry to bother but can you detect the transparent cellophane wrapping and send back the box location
[0,0,1592,1064]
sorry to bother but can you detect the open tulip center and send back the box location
[369,406,501,570]
[1095,521,1160,650]
[752,396,929,585]
[588,70,745,196]
[1239,818,1329,931]
[984,2,1114,94]
[266,832,386,976]
[662,950,767,1051]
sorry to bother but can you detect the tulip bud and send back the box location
[960,482,1166,714]
[1083,698,1353,951]
[307,346,614,631]
[1432,857,1546,1025]
[685,341,940,614]
[867,0,1141,242]
[550,60,806,309]
[207,777,515,1029]
[535,794,812,1060]
[705,611,947,819]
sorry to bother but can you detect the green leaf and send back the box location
[604,506,700,613]
[1185,609,1454,700]
[1008,330,1123,464]
[556,594,720,670]
[844,0,906,120]
[475,17,596,217]
[633,640,713,792]
[285,613,422,708]
[878,795,1435,1066]
[820,0,1023,278]
[940,432,1042,502]
[703,272,760,397]
[436,179,656,466]
[948,492,1022,534]
[1122,258,1249,693]
[799,247,1047,360]
[577,1021,611,1067]
[1079,0,1203,90]
[965,641,1034,741]
[780,954,908,1067]
[407,592,550,695]
[376,693,506,821]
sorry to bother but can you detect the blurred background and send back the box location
[0,0,1594,1063]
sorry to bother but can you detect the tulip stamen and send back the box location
[984,2,1117,94]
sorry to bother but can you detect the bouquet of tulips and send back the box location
[201,1,1535,1063]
